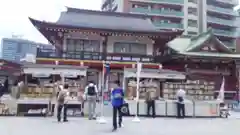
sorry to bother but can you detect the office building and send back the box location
[102,0,239,50]
[0,38,54,62]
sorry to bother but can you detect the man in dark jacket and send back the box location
[145,88,156,118]
[57,84,69,122]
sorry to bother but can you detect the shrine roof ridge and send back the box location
[66,7,148,19]
[29,7,185,35]
[56,7,159,32]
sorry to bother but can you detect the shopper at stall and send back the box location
[111,80,124,132]
[176,88,186,118]
[84,81,98,120]
[145,88,156,118]
[57,84,69,122]
[3,76,9,94]
[0,83,4,97]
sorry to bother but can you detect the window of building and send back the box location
[16,43,22,53]
[66,39,100,52]
[132,4,148,9]
[130,43,146,54]
[188,19,198,27]
[188,7,197,15]
[83,40,100,52]
[188,0,197,4]
[113,42,146,54]
[188,31,198,35]
[66,39,75,51]
[114,42,130,53]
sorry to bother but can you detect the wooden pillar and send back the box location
[101,35,108,60]
[235,60,240,101]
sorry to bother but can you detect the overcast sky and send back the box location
[0,0,101,43]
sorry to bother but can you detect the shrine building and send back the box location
[26,7,240,101]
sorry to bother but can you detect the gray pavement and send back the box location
[1,117,240,135]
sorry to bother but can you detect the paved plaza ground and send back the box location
[1,116,240,135]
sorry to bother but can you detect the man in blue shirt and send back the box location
[111,80,124,131]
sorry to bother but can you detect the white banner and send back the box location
[217,77,225,102]
[32,73,51,78]
[24,68,53,75]
[24,68,87,78]
[136,62,142,101]
[124,70,185,80]
[54,69,86,77]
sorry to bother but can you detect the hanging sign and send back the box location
[32,73,51,78]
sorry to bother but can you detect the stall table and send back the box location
[16,98,54,117]
[66,100,82,117]
[194,100,221,117]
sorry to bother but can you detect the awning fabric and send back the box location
[124,68,186,80]
[24,67,87,78]
[24,68,53,78]
[54,69,86,78]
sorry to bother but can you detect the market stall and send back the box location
[54,66,87,117]
[123,68,186,116]
[0,59,21,95]
[17,65,55,116]
[18,63,87,117]
[62,75,86,117]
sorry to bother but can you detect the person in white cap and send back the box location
[176,88,186,118]
[84,81,98,120]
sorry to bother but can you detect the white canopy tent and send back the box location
[23,64,88,78]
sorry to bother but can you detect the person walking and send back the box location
[84,81,98,120]
[111,80,124,132]
[176,88,186,118]
[56,84,69,122]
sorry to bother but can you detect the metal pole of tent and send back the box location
[97,61,107,123]
[238,68,240,105]
[133,61,141,122]
[101,62,105,117]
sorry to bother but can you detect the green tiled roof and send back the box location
[167,36,190,52]
[167,29,239,58]
[185,29,231,53]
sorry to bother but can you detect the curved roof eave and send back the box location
[28,17,184,36]
[0,59,22,67]
[185,29,232,53]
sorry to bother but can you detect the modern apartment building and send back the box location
[0,38,54,62]
[235,8,240,53]
[102,0,239,50]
